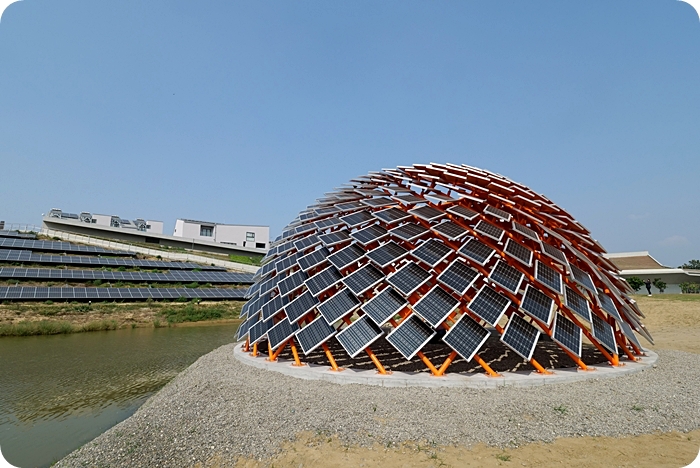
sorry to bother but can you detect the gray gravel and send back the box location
[57,345,700,467]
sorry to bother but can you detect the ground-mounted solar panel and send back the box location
[351,224,388,246]
[278,269,307,297]
[361,287,407,326]
[412,285,459,328]
[305,265,343,296]
[393,194,424,205]
[488,260,525,294]
[366,241,409,268]
[535,261,563,295]
[340,210,375,228]
[317,288,360,324]
[512,221,540,241]
[387,262,431,297]
[372,207,412,225]
[314,217,344,231]
[335,315,384,358]
[446,205,479,221]
[385,314,436,360]
[261,294,289,320]
[551,313,582,356]
[408,205,445,223]
[319,230,351,247]
[249,318,274,345]
[294,235,321,252]
[468,285,511,326]
[297,247,330,271]
[591,314,617,354]
[569,264,596,293]
[598,292,623,323]
[295,316,337,355]
[267,318,300,351]
[540,242,569,267]
[474,220,505,242]
[519,284,555,325]
[0,238,134,256]
[328,243,366,270]
[501,314,540,361]
[342,263,384,296]
[388,223,430,242]
[458,238,496,266]
[410,239,453,269]
[484,205,512,221]
[437,259,480,296]
[620,320,642,350]
[237,314,259,341]
[284,290,320,323]
[504,238,533,267]
[565,286,592,322]
[442,313,490,362]
[431,221,468,241]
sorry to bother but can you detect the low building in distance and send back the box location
[604,251,700,294]
[173,219,268,250]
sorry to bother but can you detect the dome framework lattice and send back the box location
[238,163,652,378]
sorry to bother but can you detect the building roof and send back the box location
[603,251,669,271]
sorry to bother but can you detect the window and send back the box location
[200,226,214,237]
[246,232,255,242]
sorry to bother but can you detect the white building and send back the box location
[173,219,269,249]
[48,209,163,234]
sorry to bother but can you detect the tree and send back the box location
[679,260,700,270]
[652,278,667,293]
[626,276,644,292]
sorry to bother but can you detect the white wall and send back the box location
[172,219,269,248]
[146,220,164,234]
[92,214,112,227]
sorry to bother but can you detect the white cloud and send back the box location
[660,235,690,247]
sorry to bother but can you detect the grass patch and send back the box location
[645,294,700,302]
[228,254,263,266]
[495,453,511,462]
[0,319,118,336]
[160,304,235,324]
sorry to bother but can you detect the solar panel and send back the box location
[520,284,555,325]
[442,313,490,362]
[474,220,505,242]
[565,286,592,322]
[412,285,459,327]
[591,314,617,354]
[284,291,320,323]
[385,314,436,360]
[372,207,412,225]
[294,223,317,235]
[335,315,384,358]
[408,205,445,223]
[274,252,302,275]
[512,221,540,241]
[503,238,533,267]
[342,263,384,296]
[410,239,453,268]
[297,247,329,271]
[501,314,540,360]
[261,294,289,320]
[551,313,582,356]
[319,230,351,247]
[361,287,407,326]
[267,318,300,351]
[620,320,642,350]
[484,205,512,221]
[458,238,496,265]
[315,206,340,215]
[328,243,366,270]
[424,192,454,204]
[351,224,388,246]
[488,260,525,294]
[388,223,430,242]
[314,217,344,231]
[446,205,479,220]
[317,288,361,324]
[340,210,375,228]
[393,194,423,205]
[437,259,480,296]
[0,239,134,256]
[431,221,468,241]
[366,241,409,268]
[598,292,623,323]
[387,262,431,296]
[569,264,596,292]
[249,318,274,345]
[278,269,308,296]
[236,314,259,341]
[468,285,511,326]
[335,201,364,212]
[295,316,337,354]
[294,235,321,252]
[360,197,395,208]
[535,261,563,294]
[540,242,569,267]
[305,266,343,296]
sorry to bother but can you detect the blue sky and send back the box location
[0,1,698,266]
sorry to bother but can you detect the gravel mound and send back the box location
[56,345,700,468]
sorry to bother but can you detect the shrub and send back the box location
[679,260,700,270]
[680,282,700,294]
[626,277,644,292]
[652,278,667,293]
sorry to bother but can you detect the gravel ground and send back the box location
[56,344,700,468]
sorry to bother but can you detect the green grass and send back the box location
[643,294,700,302]
[160,304,238,324]
[228,254,263,266]
[0,319,118,336]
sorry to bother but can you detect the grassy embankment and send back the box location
[0,300,244,337]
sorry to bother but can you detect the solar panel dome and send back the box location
[238,163,651,377]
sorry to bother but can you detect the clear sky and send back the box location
[0,1,698,266]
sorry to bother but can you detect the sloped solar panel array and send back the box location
[0,267,254,284]
[0,286,247,301]
[0,231,36,239]
[0,238,134,256]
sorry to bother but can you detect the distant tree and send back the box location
[652,278,667,293]
[626,277,644,292]
[679,259,700,270]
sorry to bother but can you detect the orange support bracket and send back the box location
[436,350,458,376]
[244,338,250,352]
[416,351,441,377]
[365,347,390,375]
[289,339,304,367]
[473,353,501,378]
[529,357,554,375]
[250,342,258,357]
[322,343,343,372]
[269,340,288,362]
[267,340,274,361]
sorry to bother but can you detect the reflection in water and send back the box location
[0,323,240,468]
